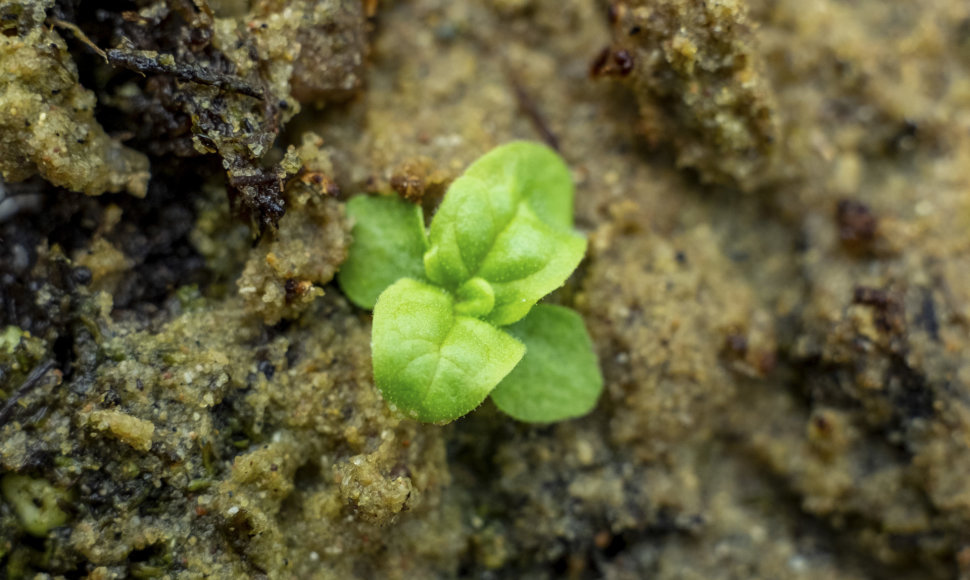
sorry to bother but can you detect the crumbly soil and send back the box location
[3,0,970,578]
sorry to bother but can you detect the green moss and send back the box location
[0,474,72,537]
[175,284,206,311]
[0,326,23,354]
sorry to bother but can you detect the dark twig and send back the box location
[0,360,56,427]
[503,64,560,151]
[50,18,264,99]
[105,49,265,100]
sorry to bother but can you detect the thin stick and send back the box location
[0,360,56,427]
[49,18,108,62]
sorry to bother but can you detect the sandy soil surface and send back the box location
[4,0,970,578]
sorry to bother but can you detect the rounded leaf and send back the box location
[459,141,575,229]
[490,304,603,423]
[372,278,526,423]
[423,142,586,325]
[454,277,495,318]
[337,195,428,310]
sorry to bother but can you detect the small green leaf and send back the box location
[337,195,428,309]
[454,277,495,318]
[423,142,586,326]
[476,207,586,326]
[461,141,576,229]
[372,278,526,423]
[490,304,603,423]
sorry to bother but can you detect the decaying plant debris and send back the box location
[4,0,970,578]
[3,0,366,234]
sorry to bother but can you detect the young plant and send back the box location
[337,142,602,423]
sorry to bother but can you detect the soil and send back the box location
[3,0,970,578]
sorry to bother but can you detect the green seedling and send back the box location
[337,142,602,423]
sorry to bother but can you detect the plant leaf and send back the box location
[337,195,428,309]
[423,142,586,325]
[490,304,603,423]
[476,207,586,326]
[454,277,495,318]
[463,141,576,229]
[372,278,526,423]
